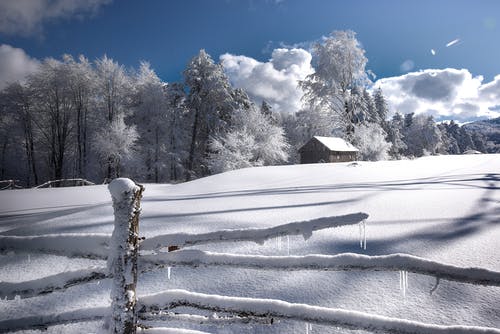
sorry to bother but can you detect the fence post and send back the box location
[108,178,144,334]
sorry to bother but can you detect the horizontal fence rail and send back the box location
[0,267,108,299]
[0,306,110,332]
[35,178,95,188]
[141,212,369,250]
[138,289,500,334]
[0,234,110,259]
[140,250,500,288]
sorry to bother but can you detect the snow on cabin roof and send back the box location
[313,136,359,152]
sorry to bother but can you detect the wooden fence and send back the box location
[1,178,500,334]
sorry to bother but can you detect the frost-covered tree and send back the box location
[353,122,391,161]
[260,100,279,124]
[94,56,131,122]
[208,105,289,174]
[0,82,39,185]
[387,112,407,159]
[301,30,369,140]
[131,62,169,182]
[438,121,460,154]
[164,82,190,181]
[184,49,239,179]
[403,114,442,157]
[62,54,95,178]
[93,114,138,179]
[29,58,77,181]
[347,86,366,125]
[94,56,132,179]
[373,88,389,130]
[362,88,377,124]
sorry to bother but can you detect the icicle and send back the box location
[276,236,282,251]
[430,277,440,295]
[363,219,366,250]
[405,270,409,290]
[167,266,171,280]
[399,270,408,297]
[359,222,363,248]
[286,235,290,256]
[359,220,367,250]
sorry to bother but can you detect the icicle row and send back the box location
[305,322,312,333]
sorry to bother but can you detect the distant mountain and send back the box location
[463,117,500,153]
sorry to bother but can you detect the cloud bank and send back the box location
[0,0,112,36]
[220,48,313,114]
[0,44,40,89]
[374,68,500,122]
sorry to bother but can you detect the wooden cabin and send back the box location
[299,136,359,164]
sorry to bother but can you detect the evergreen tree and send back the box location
[373,88,389,132]
[387,112,407,159]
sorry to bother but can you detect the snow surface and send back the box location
[1,154,500,333]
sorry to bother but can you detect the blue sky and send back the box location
[1,0,500,121]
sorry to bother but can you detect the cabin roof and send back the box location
[310,136,359,152]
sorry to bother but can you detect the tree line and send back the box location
[0,31,487,186]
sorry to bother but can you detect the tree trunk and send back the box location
[186,108,200,181]
[154,127,159,183]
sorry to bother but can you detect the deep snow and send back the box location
[1,154,499,333]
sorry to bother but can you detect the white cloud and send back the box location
[0,0,112,36]
[0,44,40,89]
[374,68,500,122]
[221,48,313,114]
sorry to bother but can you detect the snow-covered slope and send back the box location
[1,154,499,333]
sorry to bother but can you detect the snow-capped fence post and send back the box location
[108,178,145,334]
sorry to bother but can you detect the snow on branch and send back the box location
[0,266,108,299]
[141,251,500,287]
[139,310,274,326]
[35,178,95,188]
[140,213,369,250]
[0,306,110,332]
[0,233,110,259]
[138,327,213,334]
[138,289,500,334]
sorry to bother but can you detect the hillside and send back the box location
[464,117,500,152]
[1,154,500,333]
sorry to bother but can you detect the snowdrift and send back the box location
[1,154,499,333]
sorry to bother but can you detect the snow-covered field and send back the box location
[1,154,500,333]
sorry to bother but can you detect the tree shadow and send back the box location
[142,173,499,204]
[0,202,111,235]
